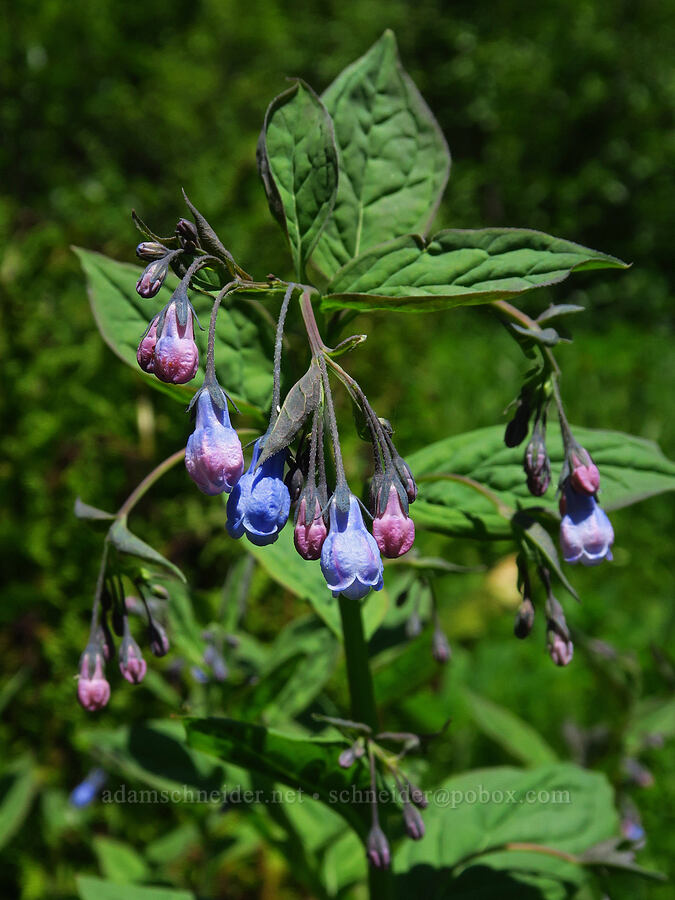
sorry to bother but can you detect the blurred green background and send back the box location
[1,0,673,897]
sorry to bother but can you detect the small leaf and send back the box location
[536,304,585,323]
[326,333,367,358]
[257,361,322,467]
[313,30,450,277]
[93,838,149,885]
[108,519,186,583]
[77,876,195,900]
[257,80,338,279]
[322,229,629,312]
[509,323,562,347]
[0,757,37,851]
[184,717,392,837]
[512,512,579,601]
[74,498,115,521]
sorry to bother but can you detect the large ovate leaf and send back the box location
[74,248,272,415]
[313,30,449,278]
[257,81,338,279]
[184,717,387,837]
[242,524,388,639]
[394,764,618,890]
[409,424,675,539]
[322,229,628,312]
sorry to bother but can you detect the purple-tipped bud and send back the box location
[366,824,391,870]
[432,625,451,664]
[524,430,551,497]
[373,485,415,558]
[176,218,198,250]
[137,316,159,373]
[409,784,428,809]
[136,259,169,298]
[320,494,384,600]
[119,634,147,684]
[153,302,199,384]
[514,598,535,639]
[402,801,425,840]
[148,621,170,658]
[559,481,614,566]
[294,496,328,560]
[77,647,111,712]
[548,630,574,667]
[136,241,167,262]
[338,746,356,768]
[570,449,600,495]
[186,391,244,495]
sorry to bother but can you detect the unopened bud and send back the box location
[408,783,428,809]
[119,634,147,684]
[514,598,535,639]
[373,484,415,559]
[136,241,167,261]
[547,630,574,667]
[338,747,356,768]
[294,496,328,561]
[176,218,198,250]
[524,427,551,497]
[137,316,159,373]
[285,465,305,503]
[366,824,391,870]
[405,610,422,639]
[136,258,169,298]
[77,644,111,712]
[148,621,170,658]
[570,448,600,495]
[432,626,451,664]
[402,801,425,840]
[504,401,531,448]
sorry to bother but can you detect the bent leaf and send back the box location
[258,81,338,279]
[409,424,675,539]
[313,30,450,277]
[323,229,629,312]
[74,248,272,415]
[109,519,186,583]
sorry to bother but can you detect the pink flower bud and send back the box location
[372,485,415,558]
[570,452,600,495]
[402,801,425,840]
[153,302,199,384]
[366,824,390,870]
[136,316,159,373]
[294,497,328,560]
[548,631,574,666]
[119,636,147,684]
[136,259,169,298]
[186,391,244,495]
[77,650,111,712]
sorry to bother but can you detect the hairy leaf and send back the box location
[258,81,338,279]
[109,519,186,583]
[322,229,628,312]
[74,248,272,416]
[313,30,450,277]
[409,424,675,539]
[257,361,322,468]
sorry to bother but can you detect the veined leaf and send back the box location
[184,717,389,837]
[409,424,675,539]
[322,229,628,312]
[258,80,338,279]
[313,30,449,277]
[74,248,272,415]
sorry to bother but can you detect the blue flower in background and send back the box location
[226,439,290,545]
[321,494,384,600]
[69,768,106,808]
[560,481,614,566]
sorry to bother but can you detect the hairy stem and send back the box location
[270,283,295,425]
[206,281,238,381]
[318,355,347,491]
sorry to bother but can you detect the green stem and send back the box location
[116,448,186,520]
[338,597,393,899]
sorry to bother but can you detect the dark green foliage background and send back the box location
[1,1,673,898]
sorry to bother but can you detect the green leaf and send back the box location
[257,361,322,468]
[625,696,675,754]
[513,513,579,601]
[242,524,388,639]
[184,717,387,837]
[0,756,37,851]
[76,719,225,794]
[74,248,271,415]
[322,229,628,312]
[395,764,619,885]
[257,81,338,279]
[93,837,149,884]
[109,519,186,583]
[459,689,558,767]
[74,498,115,521]
[313,30,450,277]
[408,424,675,539]
[76,877,195,900]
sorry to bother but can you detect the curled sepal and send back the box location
[257,361,322,469]
[181,191,248,279]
